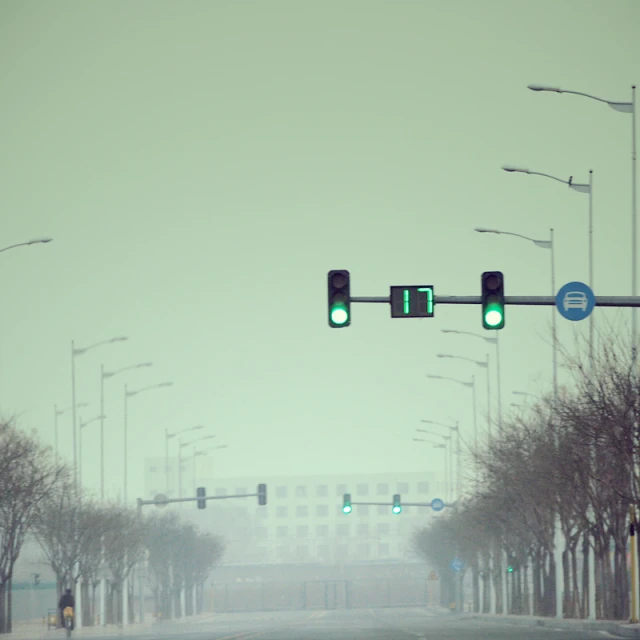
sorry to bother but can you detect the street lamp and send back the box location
[79,415,106,488]
[513,390,537,400]
[165,425,204,495]
[178,435,216,499]
[190,444,229,495]
[54,402,88,461]
[475,227,558,398]
[441,329,503,431]
[427,374,477,454]
[71,336,128,490]
[415,429,452,502]
[421,419,461,499]
[0,237,53,253]
[437,353,491,444]
[502,165,594,366]
[99,362,152,501]
[413,437,448,502]
[124,381,173,504]
[528,83,636,359]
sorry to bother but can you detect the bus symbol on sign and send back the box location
[390,286,435,318]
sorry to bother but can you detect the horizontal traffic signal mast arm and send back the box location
[137,491,260,507]
[343,500,456,507]
[350,295,640,307]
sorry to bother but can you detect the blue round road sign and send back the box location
[450,559,464,573]
[556,281,595,321]
[431,498,445,512]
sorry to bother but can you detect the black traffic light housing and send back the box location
[257,483,267,506]
[196,487,206,509]
[481,271,505,330]
[328,270,351,328]
[342,493,352,514]
[392,493,402,514]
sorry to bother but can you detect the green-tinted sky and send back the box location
[1,0,638,502]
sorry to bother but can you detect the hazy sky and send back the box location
[1,0,638,503]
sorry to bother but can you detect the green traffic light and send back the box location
[484,304,504,328]
[330,305,349,325]
[342,505,352,514]
[392,505,402,514]
[507,565,514,573]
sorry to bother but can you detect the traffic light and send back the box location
[481,271,505,330]
[342,493,352,514]
[392,494,402,514]
[257,483,267,506]
[196,487,206,509]
[507,565,514,573]
[328,270,351,328]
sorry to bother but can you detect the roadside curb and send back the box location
[466,613,640,638]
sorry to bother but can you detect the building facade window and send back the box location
[418,481,429,494]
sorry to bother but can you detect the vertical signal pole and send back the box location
[631,505,639,623]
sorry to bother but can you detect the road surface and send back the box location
[65,608,622,640]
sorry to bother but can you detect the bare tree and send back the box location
[0,420,66,633]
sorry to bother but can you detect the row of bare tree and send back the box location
[0,419,224,634]
[413,334,640,621]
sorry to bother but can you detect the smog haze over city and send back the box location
[1,1,640,638]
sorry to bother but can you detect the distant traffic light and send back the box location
[342,493,352,514]
[328,270,351,328]
[507,565,514,573]
[392,494,402,514]
[257,483,267,506]
[196,487,206,509]
[481,271,505,330]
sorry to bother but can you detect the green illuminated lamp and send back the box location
[483,303,504,328]
[331,304,349,326]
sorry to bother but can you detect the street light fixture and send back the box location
[528,82,636,359]
[475,227,558,398]
[189,444,229,494]
[415,429,452,501]
[420,419,461,500]
[437,353,492,443]
[70,336,128,490]
[165,425,204,495]
[178,434,216,499]
[0,237,53,253]
[441,329,502,431]
[123,381,173,504]
[98,362,153,501]
[427,374,477,453]
[54,402,88,461]
[501,164,594,366]
[513,390,537,399]
[79,414,106,488]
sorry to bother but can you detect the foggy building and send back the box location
[144,461,444,565]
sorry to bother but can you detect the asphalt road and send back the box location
[91,608,620,640]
